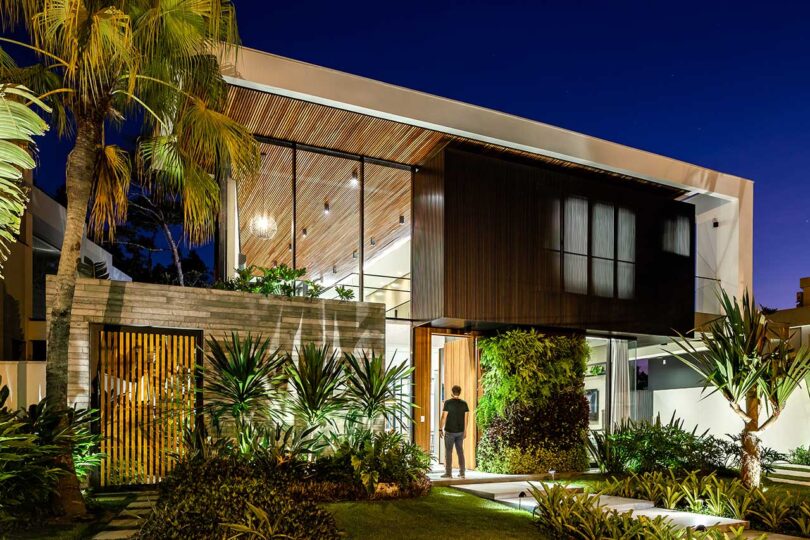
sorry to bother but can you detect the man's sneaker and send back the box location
[439,473,452,478]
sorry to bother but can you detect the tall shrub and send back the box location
[476,329,589,474]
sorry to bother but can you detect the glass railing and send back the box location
[319,273,411,319]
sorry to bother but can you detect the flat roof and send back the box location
[222,47,752,200]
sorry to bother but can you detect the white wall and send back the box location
[653,385,810,454]
[695,197,740,314]
[0,361,46,410]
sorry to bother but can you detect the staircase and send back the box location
[769,462,810,487]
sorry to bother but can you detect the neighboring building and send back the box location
[216,49,753,457]
[0,185,129,408]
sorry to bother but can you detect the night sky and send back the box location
[32,0,810,308]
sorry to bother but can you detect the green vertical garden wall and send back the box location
[476,329,590,474]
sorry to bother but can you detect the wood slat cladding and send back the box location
[412,147,695,336]
[226,86,447,165]
[96,327,199,486]
[225,86,685,195]
[412,151,445,321]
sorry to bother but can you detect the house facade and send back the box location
[218,48,753,459]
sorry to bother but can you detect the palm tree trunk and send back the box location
[162,222,184,286]
[740,391,762,489]
[46,115,101,518]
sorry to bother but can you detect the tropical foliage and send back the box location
[596,471,810,538]
[286,343,347,428]
[790,445,810,466]
[673,288,810,488]
[588,413,785,475]
[476,329,589,474]
[215,264,326,299]
[0,84,50,278]
[344,351,413,431]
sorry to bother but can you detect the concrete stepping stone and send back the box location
[454,481,580,501]
[120,507,152,517]
[629,508,748,531]
[91,530,139,539]
[126,500,155,509]
[107,518,142,529]
[594,495,655,512]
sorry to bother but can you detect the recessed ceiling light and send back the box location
[324,201,330,215]
[302,228,308,238]
[350,169,359,187]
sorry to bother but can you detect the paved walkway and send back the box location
[91,490,157,540]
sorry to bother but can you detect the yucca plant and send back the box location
[344,351,414,432]
[673,288,810,488]
[0,1,258,514]
[0,84,50,278]
[204,333,287,447]
[285,343,346,428]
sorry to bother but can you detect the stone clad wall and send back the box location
[47,277,386,408]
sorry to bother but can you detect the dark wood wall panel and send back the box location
[412,151,445,321]
[415,147,695,337]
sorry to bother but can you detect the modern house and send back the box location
[41,48,755,484]
[216,48,752,459]
[1,185,130,408]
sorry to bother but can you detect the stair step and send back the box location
[629,508,748,532]
[768,476,810,487]
[453,481,580,501]
[771,466,810,477]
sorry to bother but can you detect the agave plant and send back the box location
[344,351,413,431]
[0,84,50,278]
[285,343,346,428]
[203,333,287,446]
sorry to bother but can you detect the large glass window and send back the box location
[295,150,361,295]
[363,163,412,318]
[237,143,293,268]
[585,337,609,432]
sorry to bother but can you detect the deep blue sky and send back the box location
[33,0,810,308]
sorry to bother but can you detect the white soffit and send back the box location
[224,47,752,198]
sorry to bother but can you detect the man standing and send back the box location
[439,385,469,479]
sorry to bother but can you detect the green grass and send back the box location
[327,487,546,540]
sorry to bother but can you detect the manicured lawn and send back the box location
[327,487,545,540]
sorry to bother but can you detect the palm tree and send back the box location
[673,289,810,488]
[0,1,258,515]
[0,84,50,277]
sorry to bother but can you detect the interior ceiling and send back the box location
[226,85,686,196]
[237,140,412,284]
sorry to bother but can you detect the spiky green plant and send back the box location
[285,343,346,428]
[0,84,50,278]
[204,333,287,447]
[344,351,413,431]
[673,288,810,488]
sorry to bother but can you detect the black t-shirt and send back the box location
[442,397,469,433]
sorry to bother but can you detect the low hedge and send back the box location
[138,458,339,540]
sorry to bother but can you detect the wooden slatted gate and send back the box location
[91,325,202,487]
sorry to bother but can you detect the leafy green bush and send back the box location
[789,445,810,466]
[214,264,325,298]
[531,482,757,540]
[589,413,786,475]
[476,330,589,474]
[598,470,810,537]
[139,456,339,539]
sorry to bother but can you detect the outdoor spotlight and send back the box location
[249,214,278,239]
[350,169,359,187]
[399,214,405,224]
[370,237,376,246]
[712,218,719,228]
[324,201,330,215]
[333,264,337,274]
[548,469,556,481]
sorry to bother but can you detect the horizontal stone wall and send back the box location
[47,278,386,408]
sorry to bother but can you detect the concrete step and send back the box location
[629,508,748,532]
[499,493,655,513]
[453,481,581,501]
[768,475,810,487]
[771,467,810,478]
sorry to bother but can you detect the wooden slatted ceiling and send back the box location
[226,85,685,196]
[226,86,447,165]
[238,144,413,284]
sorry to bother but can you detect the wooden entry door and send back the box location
[93,326,201,487]
[442,337,477,470]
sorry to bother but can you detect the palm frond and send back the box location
[344,351,414,428]
[0,83,50,278]
[88,144,130,241]
[285,343,347,428]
